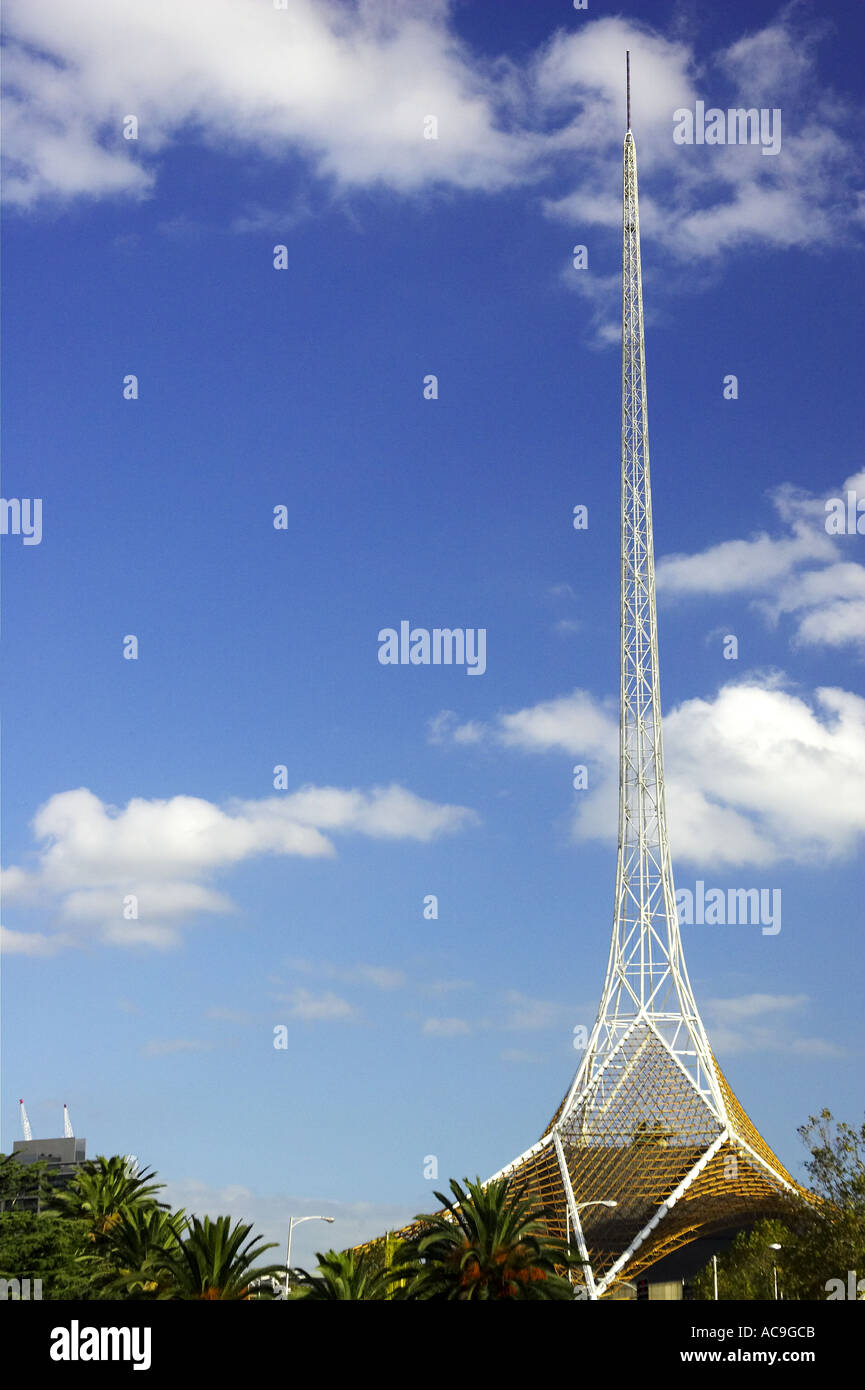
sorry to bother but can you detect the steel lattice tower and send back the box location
[475,57,809,1298]
[366,56,810,1297]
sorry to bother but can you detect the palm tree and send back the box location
[392,1176,582,1300]
[293,1247,389,1300]
[54,1156,167,1240]
[139,1214,282,1300]
[106,1206,188,1296]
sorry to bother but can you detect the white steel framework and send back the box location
[366,57,811,1297]
[478,56,808,1298]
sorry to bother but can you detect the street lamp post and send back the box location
[284,1215,335,1298]
[769,1243,782,1301]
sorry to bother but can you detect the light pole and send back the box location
[566,1200,618,1289]
[713,1254,719,1301]
[769,1243,782,1301]
[284,1215,334,1298]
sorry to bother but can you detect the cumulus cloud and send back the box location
[499,690,618,762]
[434,678,865,868]
[537,11,863,339]
[0,925,61,957]
[248,784,475,841]
[2,0,537,208]
[657,469,865,652]
[663,682,865,864]
[1,783,476,952]
[427,710,486,746]
[3,2,860,317]
[538,10,860,254]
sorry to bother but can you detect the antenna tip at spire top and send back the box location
[626,51,631,132]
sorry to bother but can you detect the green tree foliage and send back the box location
[692,1110,865,1301]
[0,1154,283,1302]
[392,1176,583,1300]
[0,1154,59,1211]
[132,1214,281,1300]
[0,1212,115,1300]
[293,1247,390,1301]
[103,1205,189,1297]
[54,1155,167,1242]
[782,1110,865,1300]
[692,1218,790,1301]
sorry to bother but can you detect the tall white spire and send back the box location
[476,58,806,1299]
[374,54,811,1299]
[572,47,724,1116]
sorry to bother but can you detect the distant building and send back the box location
[12,1135,86,1175]
[3,1136,87,1212]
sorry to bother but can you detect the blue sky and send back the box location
[2,0,864,1266]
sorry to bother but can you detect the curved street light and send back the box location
[284,1215,335,1298]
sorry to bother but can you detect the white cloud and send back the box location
[499,689,618,763]
[716,15,817,98]
[657,470,865,652]
[657,527,834,596]
[427,710,486,746]
[537,13,863,338]
[31,787,335,885]
[3,2,860,302]
[0,925,60,956]
[60,882,234,924]
[441,678,865,868]
[2,0,537,208]
[704,993,843,1057]
[0,867,42,902]
[248,784,476,841]
[1,783,475,951]
[663,683,865,865]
